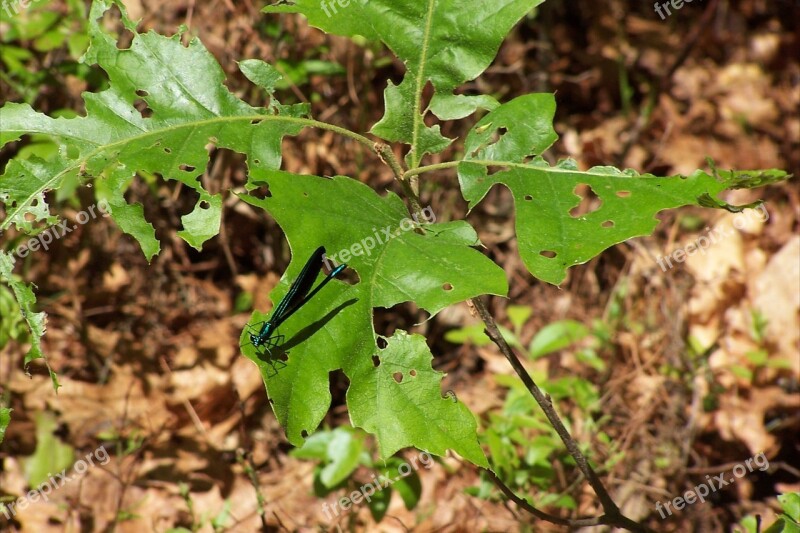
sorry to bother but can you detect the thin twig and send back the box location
[471,297,653,532]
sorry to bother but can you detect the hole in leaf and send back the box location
[377,337,388,349]
[250,119,260,125]
[479,126,508,152]
[540,250,557,258]
[133,99,152,119]
[253,159,261,165]
[409,370,417,377]
[135,89,149,97]
[486,164,508,176]
[616,190,631,198]
[115,27,135,50]
[334,266,359,286]
[251,183,272,200]
[442,283,453,291]
[602,220,614,228]
[179,164,196,172]
[372,355,380,367]
[164,147,172,154]
[569,184,602,218]
[420,80,436,113]
[301,429,308,438]
[524,194,533,201]
[393,372,403,383]
[199,201,210,209]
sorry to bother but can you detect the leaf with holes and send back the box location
[0,0,309,257]
[458,93,791,285]
[0,251,57,390]
[263,0,543,168]
[239,169,501,465]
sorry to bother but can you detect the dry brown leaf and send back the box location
[752,236,800,370]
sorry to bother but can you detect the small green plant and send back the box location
[449,311,617,507]
[291,427,429,523]
[469,368,620,510]
[729,310,793,382]
[736,492,800,533]
[447,306,609,372]
[165,482,231,533]
[0,0,94,104]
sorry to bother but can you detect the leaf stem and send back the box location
[374,143,424,215]
[403,161,460,179]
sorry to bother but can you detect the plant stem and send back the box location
[471,296,653,532]
[403,161,459,179]
[374,142,424,217]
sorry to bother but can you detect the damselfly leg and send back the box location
[241,322,287,376]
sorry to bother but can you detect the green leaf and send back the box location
[263,0,543,167]
[764,517,800,533]
[730,365,752,380]
[367,483,392,522]
[392,472,422,510]
[0,283,29,348]
[383,460,422,510]
[529,319,590,358]
[0,408,11,444]
[457,94,791,284]
[745,349,769,367]
[779,492,800,522]
[320,428,364,487]
[0,0,308,257]
[274,58,344,89]
[429,93,500,121]
[444,323,492,346]
[350,331,487,465]
[23,412,75,487]
[291,428,336,461]
[0,252,58,390]
[177,194,222,251]
[506,305,532,331]
[239,169,502,464]
[238,59,283,96]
